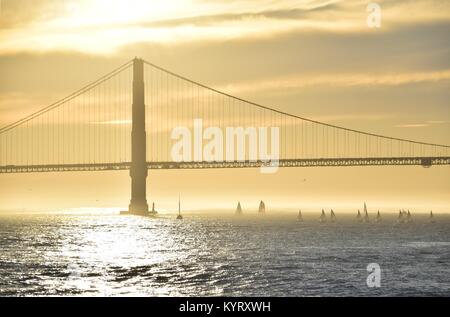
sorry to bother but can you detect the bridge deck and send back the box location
[1,157,449,173]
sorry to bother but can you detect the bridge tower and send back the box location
[126,58,149,215]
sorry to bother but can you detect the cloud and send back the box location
[426,120,447,124]
[394,121,448,128]
[312,113,393,123]
[0,0,66,29]
[0,0,449,55]
[2,19,449,95]
[217,70,450,95]
[395,123,428,128]
[0,1,449,137]
[135,2,341,28]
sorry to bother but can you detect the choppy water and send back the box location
[0,212,449,296]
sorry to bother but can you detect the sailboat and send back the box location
[356,210,362,222]
[330,209,336,223]
[397,210,404,223]
[235,202,243,215]
[429,210,435,223]
[406,210,412,223]
[258,201,266,215]
[149,202,158,216]
[363,203,370,223]
[297,210,303,222]
[176,196,183,220]
[319,209,327,223]
[375,210,382,222]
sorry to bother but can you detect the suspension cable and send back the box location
[143,59,450,149]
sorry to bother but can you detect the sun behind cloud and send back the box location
[1,0,448,55]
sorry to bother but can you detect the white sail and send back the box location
[357,210,362,222]
[330,209,336,222]
[297,210,303,222]
[376,210,381,222]
[258,201,266,214]
[236,202,243,215]
[398,210,404,223]
[406,210,412,223]
[320,209,327,223]
[363,203,370,222]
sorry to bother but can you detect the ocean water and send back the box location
[0,211,449,297]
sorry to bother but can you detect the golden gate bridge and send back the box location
[1,58,449,215]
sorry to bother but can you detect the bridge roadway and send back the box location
[1,157,449,173]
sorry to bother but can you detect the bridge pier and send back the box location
[122,58,149,216]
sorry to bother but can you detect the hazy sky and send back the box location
[0,0,449,213]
